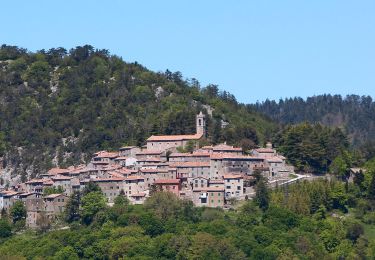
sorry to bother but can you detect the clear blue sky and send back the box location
[1,0,374,103]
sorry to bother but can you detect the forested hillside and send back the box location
[252,95,375,147]
[0,44,276,180]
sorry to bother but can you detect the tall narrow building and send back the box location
[196,111,206,137]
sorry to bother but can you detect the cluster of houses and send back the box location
[0,112,294,227]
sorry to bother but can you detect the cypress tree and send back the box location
[255,179,270,211]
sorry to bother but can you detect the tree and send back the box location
[255,179,270,211]
[368,173,375,200]
[330,152,352,183]
[346,221,364,242]
[82,182,101,195]
[43,186,64,195]
[144,192,182,220]
[54,246,79,260]
[65,191,81,223]
[10,201,26,224]
[81,191,107,225]
[0,219,12,238]
[353,170,365,189]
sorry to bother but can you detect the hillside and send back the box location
[0,44,276,182]
[252,95,375,147]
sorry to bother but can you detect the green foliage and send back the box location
[43,186,64,195]
[64,191,80,223]
[0,219,12,238]
[254,94,375,147]
[80,191,107,225]
[368,174,375,200]
[0,45,276,176]
[273,123,349,173]
[330,151,352,181]
[0,184,375,259]
[255,178,270,211]
[10,201,26,225]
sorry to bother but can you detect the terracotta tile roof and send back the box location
[147,133,202,142]
[25,179,45,184]
[169,162,210,168]
[266,157,283,163]
[154,179,180,184]
[108,172,126,178]
[43,180,54,186]
[44,193,67,199]
[18,192,35,197]
[47,168,70,175]
[95,151,119,159]
[114,156,128,160]
[140,169,169,173]
[2,191,19,197]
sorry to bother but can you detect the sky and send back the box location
[1,0,374,103]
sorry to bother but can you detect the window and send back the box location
[211,193,214,196]
[226,186,231,189]
[218,200,221,203]
[237,186,241,190]
[218,193,221,196]
[211,200,214,203]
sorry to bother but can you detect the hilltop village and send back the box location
[0,112,294,227]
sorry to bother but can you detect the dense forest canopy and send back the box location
[252,94,375,147]
[0,44,276,178]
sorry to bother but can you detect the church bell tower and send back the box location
[196,111,206,137]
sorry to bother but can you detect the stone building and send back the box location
[192,187,225,208]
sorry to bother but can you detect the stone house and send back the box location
[124,176,145,198]
[192,187,225,208]
[153,179,181,196]
[93,178,125,203]
[210,154,265,179]
[223,174,244,199]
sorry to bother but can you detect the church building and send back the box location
[146,112,206,151]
